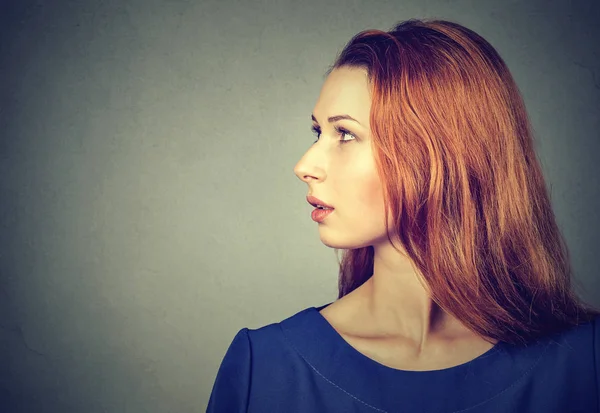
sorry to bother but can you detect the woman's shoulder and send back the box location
[222,304,325,357]
[246,304,321,336]
[208,305,324,399]
[555,313,600,360]
[548,313,599,350]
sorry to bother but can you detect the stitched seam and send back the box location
[279,324,390,412]
[280,322,557,413]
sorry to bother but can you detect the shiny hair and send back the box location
[327,18,599,345]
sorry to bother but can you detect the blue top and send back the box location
[207,303,600,412]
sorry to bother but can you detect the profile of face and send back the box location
[294,66,392,250]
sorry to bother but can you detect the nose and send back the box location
[294,162,316,184]
[294,152,325,184]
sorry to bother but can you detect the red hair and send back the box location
[327,18,599,346]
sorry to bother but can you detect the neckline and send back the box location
[279,303,555,412]
[311,303,504,374]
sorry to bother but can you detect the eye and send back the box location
[335,126,356,144]
[311,125,321,143]
[311,125,356,145]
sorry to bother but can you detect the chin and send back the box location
[318,233,376,250]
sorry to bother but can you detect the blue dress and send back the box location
[207,302,600,412]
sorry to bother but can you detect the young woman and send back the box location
[207,18,600,412]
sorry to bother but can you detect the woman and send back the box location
[207,18,600,412]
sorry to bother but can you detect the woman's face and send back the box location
[294,66,390,249]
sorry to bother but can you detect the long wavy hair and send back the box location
[327,18,599,346]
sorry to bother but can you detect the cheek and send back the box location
[363,170,383,204]
[342,161,386,220]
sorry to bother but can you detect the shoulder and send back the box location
[554,314,600,351]
[524,314,600,387]
[207,306,319,412]
[510,314,599,365]
[215,305,322,373]
[535,314,600,407]
[247,305,318,344]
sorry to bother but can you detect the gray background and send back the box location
[1,0,599,411]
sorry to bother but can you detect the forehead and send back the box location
[313,67,371,125]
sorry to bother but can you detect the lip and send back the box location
[306,195,334,209]
[311,208,334,223]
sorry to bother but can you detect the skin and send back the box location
[293,66,497,370]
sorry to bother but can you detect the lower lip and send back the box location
[311,208,334,222]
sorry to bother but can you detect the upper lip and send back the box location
[306,195,334,209]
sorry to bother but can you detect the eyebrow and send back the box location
[311,114,362,125]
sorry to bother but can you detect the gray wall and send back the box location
[1,0,599,411]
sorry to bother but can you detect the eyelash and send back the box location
[310,125,355,145]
